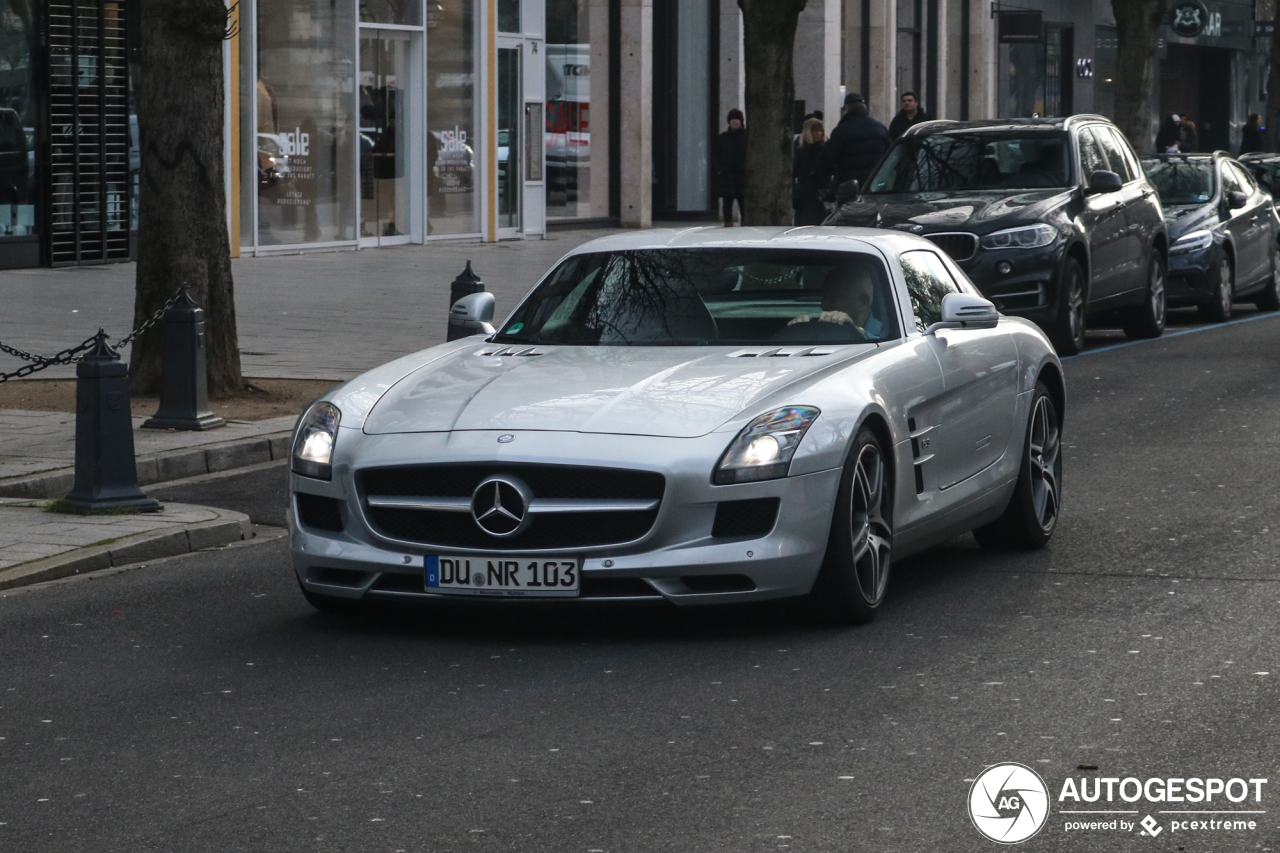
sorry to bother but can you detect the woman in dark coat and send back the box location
[1156,114,1181,152]
[792,117,828,226]
[714,109,747,226]
[1241,114,1264,155]
[1179,119,1199,154]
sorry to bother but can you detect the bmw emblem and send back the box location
[911,224,924,232]
[497,434,515,443]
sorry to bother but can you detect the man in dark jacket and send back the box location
[820,93,890,196]
[888,92,929,140]
[714,109,747,226]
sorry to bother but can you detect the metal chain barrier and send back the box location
[0,285,189,383]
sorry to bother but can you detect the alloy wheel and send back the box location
[848,444,892,605]
[1027,395,1062,532]
[1066,273,1085,347]
[1218,257,1233,318]
[1150,259,1167,328]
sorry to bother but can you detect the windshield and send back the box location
[867,132,1073,193]
[493,248,900,346]
[1140,158,1216,205]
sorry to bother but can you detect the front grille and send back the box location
[925,232,978,262]
[711,498,780,538]
[359,464,665,551]
[297,494,344,532]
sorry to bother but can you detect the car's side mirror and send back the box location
[1227,190,1249,210]
[1087,170,1123,194]
[836,179,860,205]
[925,292,1000,335]
[447,291,497,340]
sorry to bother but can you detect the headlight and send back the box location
[292,401,341,480]
[980,223,1058,250]
[1170,229,1213,254]
[713,407,820,485]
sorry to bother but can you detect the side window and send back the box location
[1077,129,1109,180]
[1105,128,1141,182]
[1094,129,1131,181]
[900,250,960,333]
[1221,163,1243,196]
[1229,162,1257,194]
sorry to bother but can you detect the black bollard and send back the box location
[447,260,483,341]
[142,289,226,431]
[61,330,161,513]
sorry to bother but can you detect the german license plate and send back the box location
[425,555,580,598]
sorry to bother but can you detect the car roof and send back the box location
[902,114,1115,138]
[564,226,939,257]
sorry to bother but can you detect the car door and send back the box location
[1076,127,1129,301]
[1227,161,1269,285]
[1100,127,1159,290]
[899,249,1020,493]
[1218,162,1261,285]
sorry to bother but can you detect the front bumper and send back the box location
[952,240,1065,327]
[1166,243,1219,306]
[290,429,843,607]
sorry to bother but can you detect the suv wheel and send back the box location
[1050,257,1087,356]
[1121,252,1167,339]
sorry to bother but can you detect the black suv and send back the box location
[826,116,1168,355]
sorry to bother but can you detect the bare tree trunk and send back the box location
[130,0,242,395]
[737,0,807,226]
[1110,0,1165,152]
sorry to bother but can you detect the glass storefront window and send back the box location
[427,0,478,235]
[257,0,357,246]
[498,0,521,33]
[360,0,423,26]
[0,0,38,244]
[546,0,609,220]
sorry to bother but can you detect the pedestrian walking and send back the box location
[1241,113,1265,155]
[1156,114,1181,153]
[1179,118,1199,153]
[888,92,929,141]
[820,92,890,197]
[715,109,747,226]
[793,117,828,226]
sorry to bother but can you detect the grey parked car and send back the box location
[289,228,1064,625]
[1140,152,1280,320]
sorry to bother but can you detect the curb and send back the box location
[0,432,291,499]
[0,507,255,591]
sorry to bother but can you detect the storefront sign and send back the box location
[998,10,1042,43]
[1171,1,1211,37]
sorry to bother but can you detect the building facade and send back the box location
[0,0,1272,270]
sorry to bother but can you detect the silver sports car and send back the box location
[289,227,1064,623]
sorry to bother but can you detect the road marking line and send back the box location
[1065,310,1280,359]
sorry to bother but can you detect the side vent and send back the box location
[908,417,935,495]
[727,347,841,358]
[479,346,543,357]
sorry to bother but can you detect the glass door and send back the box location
[359,30,411,246]
[497,41,522,234]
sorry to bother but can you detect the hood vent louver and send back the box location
[479,346,543,357]
[727,347,841,358]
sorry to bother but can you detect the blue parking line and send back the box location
[1063,310,1280,359]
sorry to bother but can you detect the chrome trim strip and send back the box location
[367,496,472,512]
[366,496,661,514]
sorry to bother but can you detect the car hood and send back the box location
[362,343,876,438]
[837,188,1074,233]
[1162,203,1218,241]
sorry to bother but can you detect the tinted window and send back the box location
[900,250,960,333]
[1140,157,1215,205]
[496,249,900,346]
[1221,163,1243,195]
[1098,128,1136,182]
[867,132,1072,193]
[1077,128,1109,179]
[1228,162,1257,194]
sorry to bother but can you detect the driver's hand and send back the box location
[818,310,856,326]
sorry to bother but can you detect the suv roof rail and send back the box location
[1064,114,1112,126]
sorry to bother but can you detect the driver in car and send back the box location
[788,266,884,337]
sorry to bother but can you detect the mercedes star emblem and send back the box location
[497,434,515,443]
[471,475,534,537]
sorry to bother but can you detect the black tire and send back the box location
[1256,252,1280,311]
[1049,257,1087,356]
[809,427,894,624]
[973,382,1063,550]
[300,584,365,615]
[1121,252,1167,339]
[1199,253,1233,322]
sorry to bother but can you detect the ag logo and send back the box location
[968,762,1050,844]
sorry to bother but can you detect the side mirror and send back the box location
[925,292,1000,335]
[1087,170,1123,194]
[1227,190,1249,210]
[447,291,496,340]
[836,179,860,205]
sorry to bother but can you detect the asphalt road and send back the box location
[1,310,1278,852]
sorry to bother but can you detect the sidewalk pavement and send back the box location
[0,411,297,498]
[0,225,650,381]
[0,498,255,591]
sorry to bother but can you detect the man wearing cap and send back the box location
[820,93,890,199]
